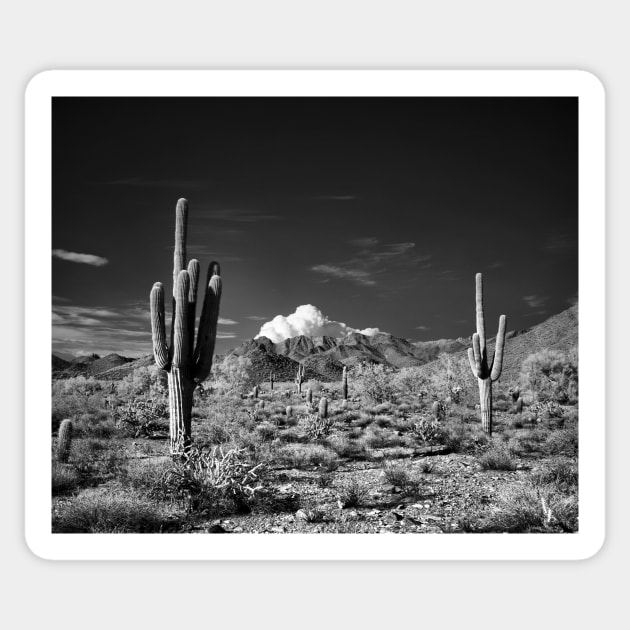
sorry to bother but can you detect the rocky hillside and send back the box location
[52,305,578,383]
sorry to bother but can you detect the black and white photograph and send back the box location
[47,89,583,539]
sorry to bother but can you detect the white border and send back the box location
[26,70,605,560]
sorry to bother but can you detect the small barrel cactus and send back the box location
[286,405,293,418]
[57,419,73,463]
[319,397,328,419]
[515,396,524,413]
[306,388,313,404]
[253,385,259,399]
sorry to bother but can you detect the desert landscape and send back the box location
[51,97,578,534]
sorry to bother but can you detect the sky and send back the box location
[52,97,578,358]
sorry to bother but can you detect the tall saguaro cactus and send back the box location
[150,198,222,455]
[341,366,348,400]
[467,273,506,435]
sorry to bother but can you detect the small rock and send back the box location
[207,524,227,533]
[269,526,286,533]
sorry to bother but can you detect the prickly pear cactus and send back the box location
[57,419,73,463]
[466,273,506,435]
[150,198,222,455]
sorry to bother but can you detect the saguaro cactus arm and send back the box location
[490,314,507,382]
[150,281,169,369]
[172,270,191,368]
[193,263,222,382]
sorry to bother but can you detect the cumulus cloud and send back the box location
[53,249,109,266]
[255,304,381,343]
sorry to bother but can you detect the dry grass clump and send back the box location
[336,478,369,508]
[479,482,578,533]
[53,487,168,533]
[52,462,82,495]
[382,461,422,496]
[477,444,517,471]
[275,443,339,470]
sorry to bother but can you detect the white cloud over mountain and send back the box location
[255,304,380,343]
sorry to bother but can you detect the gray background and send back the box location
[4,1,626,628]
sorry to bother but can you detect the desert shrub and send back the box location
[297,501,326,523]
[156,446,266,512]
[382,461,421,496]
[73,413,117,439]
[116,366,167,399]
[60,375,103,396]
[391,366,429,399]
[52,462,82,495]
[493,399,509,412]
[114,399,168,438]
[351,362,397,404]
[531,457,578,492]
[305,380,322,394]
[440,419,466,452]
[477,444,517,471]
[255,421,278,442]
[412,417,444,444]
[374,414,393,428]
[429,353,472,401]
[337,479,369,508]
[544,425,578,457]
[520,347,578,404]
[125,457,172,492]
[212,355,255,392]
[52,487,167,533]
[303,412,333,440]
[275,444,339,470]
[360,426,402,450]
[479,482,578,533]
[276,428,301,444]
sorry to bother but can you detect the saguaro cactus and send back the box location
[467,273,506,435]
[57,419,73,463]
[269,371,275,391]
[341,366,348,400]
[150,198,222,455]
[306,388,313,404]
[318,397,328,419]
[295,364,305,394]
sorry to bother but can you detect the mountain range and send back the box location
[52,304,578,384]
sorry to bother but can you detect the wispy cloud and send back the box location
[245,315,269,321]
[218,318,238,325]
[348,237,379,248]
[487,261,503,269]
[311,241,431,287]
[52,249,109,266]
[311,265,376,286]
[52,302,237,357]
[522,295,548,309]
[415,325,431,331]
[566,293,578,306]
